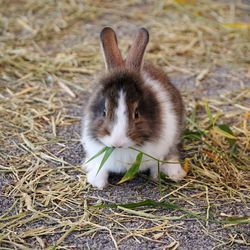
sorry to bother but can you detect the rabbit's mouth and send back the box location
[98,135,134,149]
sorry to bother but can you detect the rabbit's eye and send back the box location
[103,108,107,117]
[134,109,139,119]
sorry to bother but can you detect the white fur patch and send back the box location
[100,91,133,148]
[140,72,178,159]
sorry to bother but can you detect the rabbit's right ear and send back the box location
[125,28,149,72]
[100,27,124,71]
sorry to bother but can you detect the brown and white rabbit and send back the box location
[81,27,186,189]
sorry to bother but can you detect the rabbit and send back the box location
[81,27,187,189]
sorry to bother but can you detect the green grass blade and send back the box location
[157,161,163,197]
[118,152,143,184]
[204,101,214,126]
[85,146,108,164]
[96,147,114,176]
[222,216,250,225]
[93,199,180,210]
[190,104,197,123]
[92,199,202,220]
[121,199,180,210]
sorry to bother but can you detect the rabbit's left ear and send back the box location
[125,28,149,72]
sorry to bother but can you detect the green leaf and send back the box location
[92,199,202,220]
[96,147,114,176]
[223,216,250,225]
[183,129,204,140]
[86,146,108,164]
[92,200,250,225]
[93,199,179,210]
[217,124,234,136]
[214,124,236,140]
[121,199,180,210]
[219,124,237,154]
[118,152,143,184]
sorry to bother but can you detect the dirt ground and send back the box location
[0,1,250,249]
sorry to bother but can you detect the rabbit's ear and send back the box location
[125,28,149,72]
[100,27,124,71]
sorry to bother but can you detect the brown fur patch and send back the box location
[126,83,162,145]
[143,61,184,126]
[96,123,110,138]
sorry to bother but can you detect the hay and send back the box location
[0,0,249,249]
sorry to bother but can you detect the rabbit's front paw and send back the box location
[86,170,108,190]
[161,163,186,181]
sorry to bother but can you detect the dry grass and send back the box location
[0,0,249,249]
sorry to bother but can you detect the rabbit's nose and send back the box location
[112,143,123,148]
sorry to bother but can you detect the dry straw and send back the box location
[0,0,249,249]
